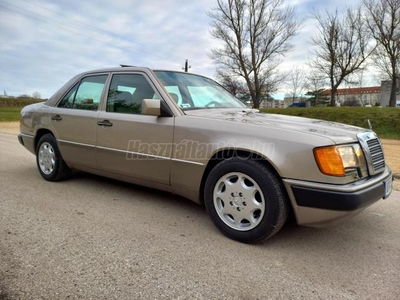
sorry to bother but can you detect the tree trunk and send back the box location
[390,67,397,107]
[250,90,259,108]
[252,95,260,108]
[330,89,336,106]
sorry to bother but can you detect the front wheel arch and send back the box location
[204,157,290,243]
[199,149,282,203]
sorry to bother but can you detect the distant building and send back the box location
[242,99,282,108]
[259,99,284,108]
[325,86,381,106]
[379,80,400,107]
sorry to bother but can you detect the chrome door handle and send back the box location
[51,115,62,121]
[97,120,113,127]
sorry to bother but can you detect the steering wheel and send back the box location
[205,101,220,108]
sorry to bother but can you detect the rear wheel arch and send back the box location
[35,128,55,150]
[36,133,71,181]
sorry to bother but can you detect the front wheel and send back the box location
[204,158,288,243]
[36,134,71,181]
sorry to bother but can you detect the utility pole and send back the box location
[182,59,191,72]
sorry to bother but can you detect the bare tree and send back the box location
[310,7,374,106]
[286,65,306,104]
[305,71,327,106]
[364,0,400,107]
[216,69,250,102]
[208,0,301,108]
[32,91,41,99]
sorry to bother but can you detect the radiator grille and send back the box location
[366,138,385,173]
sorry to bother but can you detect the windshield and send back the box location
[155,71,246,110]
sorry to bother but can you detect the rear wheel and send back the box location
[204,158,288,243]
[36,134,71,181]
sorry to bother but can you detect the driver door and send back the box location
[96,72,174,185]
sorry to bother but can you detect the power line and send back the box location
[0,0,188,63]
[21,0,162,55]
[21,0,117,36]
[0,2,109,43]
[19,0,185,61]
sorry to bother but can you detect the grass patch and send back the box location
[0,97,43,122]
[260,107,400,140]
[0,107,24,122]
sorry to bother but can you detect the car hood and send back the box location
[184,109,368,144]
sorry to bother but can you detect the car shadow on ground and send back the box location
[69,171,205,209]
[47,171,387,251]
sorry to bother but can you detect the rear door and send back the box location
[49,74,108,169]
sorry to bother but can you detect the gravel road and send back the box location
[1,132,399,300]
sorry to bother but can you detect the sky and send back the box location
[0,0,371,99]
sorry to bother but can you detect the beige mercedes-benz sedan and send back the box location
[18,66,393,243]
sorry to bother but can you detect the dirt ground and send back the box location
[380,139,400,192]
[1,121,399,190]
[0,122,20,134]
[380,139,400,174]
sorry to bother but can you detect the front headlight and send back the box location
[314,144,368,178]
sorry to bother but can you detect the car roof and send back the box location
[77,66,186,76]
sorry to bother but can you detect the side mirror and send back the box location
[142,99,160,116]
[142,99,173,117]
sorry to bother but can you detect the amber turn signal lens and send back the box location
[314,146,345,176]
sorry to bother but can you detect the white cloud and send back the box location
[0,0,375,99]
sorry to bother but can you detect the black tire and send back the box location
[204,158,288,243]
[36,134,71,182]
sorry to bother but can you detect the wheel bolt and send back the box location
[243,202,247,206]
[231,193,235,197]
[237,207,241,211]
[239,192,243,197]
[230,201,233,206]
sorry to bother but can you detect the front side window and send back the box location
[107,74,158,114]
[163,86,182,106]
[58,75,108,110]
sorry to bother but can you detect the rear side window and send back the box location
[58,75,108,110]
[58,83,78,108]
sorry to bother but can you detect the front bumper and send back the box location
[283,167,393,227]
